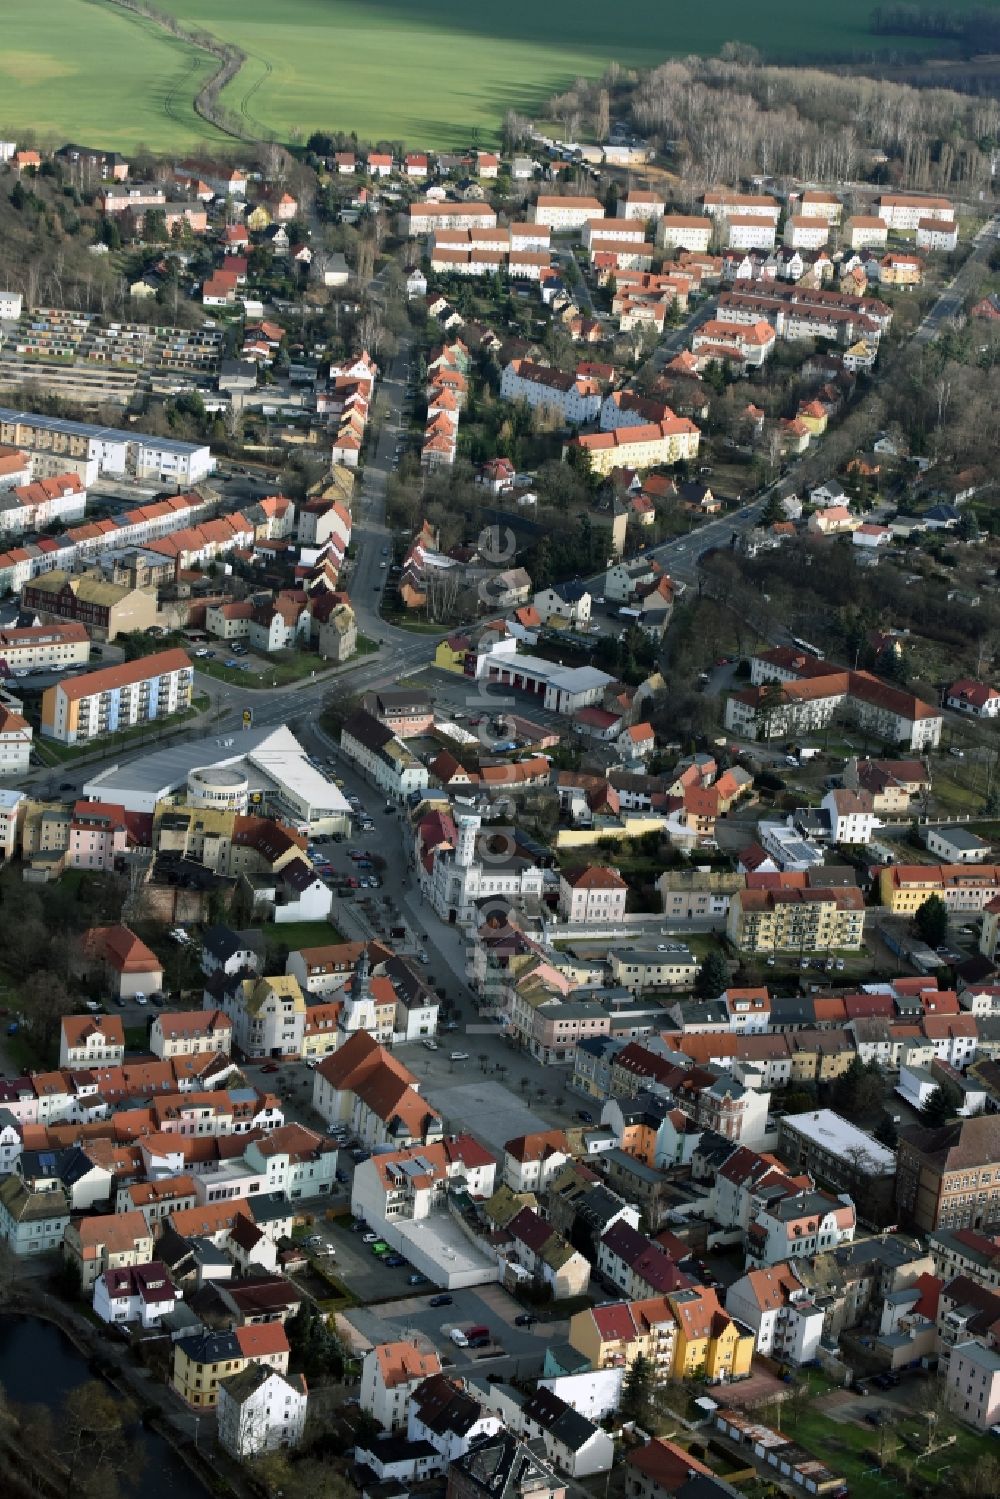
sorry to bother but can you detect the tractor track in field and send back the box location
[161,52,199,129]
[237,51,274,136]
[99,0,266,142]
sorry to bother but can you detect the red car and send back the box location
[260,1063,280,1074]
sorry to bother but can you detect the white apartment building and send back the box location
[845,216,889,251]
[725,1264,824,1363]
[617,192,665,222]
[582,218,647,248]
[557,866,628,924]
[0,787,24,857]
[783,216,829,251]
[500,360,603,425]
[360,1342,443,1432]
[0,701,31,775]
[0,622,90,669]
[531,196,605,231]
[217,1367,308,1458]
[798,191,842,224]
[703,192,779,221]
[820,788,880,844]
[0,408,213,485]
[404,203,498,236]
[878,194,953,230]
[657,214,712,252]
[340,709,429,803]
[220,975,307,1060]
[746,1189,856,1268]
[916,219,958,252]
[150,1009,234,1059]
[727,217,777,251]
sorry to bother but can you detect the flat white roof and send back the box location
[780,1107,895,1173]
[501,652,615,694]
[83,724,349,817]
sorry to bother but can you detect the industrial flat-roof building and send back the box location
[83,724,351,835]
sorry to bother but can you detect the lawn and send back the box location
[783,1391,1000,1499]
[0,0,225,151]
[5,0,979,153]
[258,920,343,951]
[32,696,210,766]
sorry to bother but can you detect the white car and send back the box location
[450,1051,469,1062]
[362,1232,378,1244]
[133,992,147,1006]
[422,1038,439,1051]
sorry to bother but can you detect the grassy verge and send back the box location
[34,698,208,765]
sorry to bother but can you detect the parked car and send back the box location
[514,1313,534,1327]
[450,1051,469,1062]
[408,1273,427,1286]
[384,1255,405,1267]
[430,1294,453,1307]
[422,1038,438,1051]
[362,1232,378,1244]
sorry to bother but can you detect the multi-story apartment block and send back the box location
[798,190,843,224]
[360,1340,443,1432]
[59,1014,126,1069]
[0,622,90,670]
[404,202,499,236]
[726,662,941,751]
[877,193,953,230]
[0,407,213,485]
[530,196,605,230]
[657,214,712,252]
[150,1009,233,1060]
[897,1117,1000,1233]
[880,864,1000,916]
[22,571,158,639]
[569,415,700,476]
[41,650,193,744]
[501,360,604,425]
[341,709,429,803]
[724,1263,825,1363]
[221,975,307,1060]
[726,882,865,953]
[745,1188,856,1267]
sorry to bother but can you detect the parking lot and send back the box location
[341,1282,559,1378]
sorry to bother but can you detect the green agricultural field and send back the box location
[159,0,966,147]
[0,0,226,151]
[4,0,999,152]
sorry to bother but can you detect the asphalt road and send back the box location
[912,213,1000,347]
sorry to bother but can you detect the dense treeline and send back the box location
[871,4,1000,50]
[549,56,999,197]
[630,56,998,193]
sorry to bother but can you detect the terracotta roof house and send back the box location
[84,924,164,1000]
